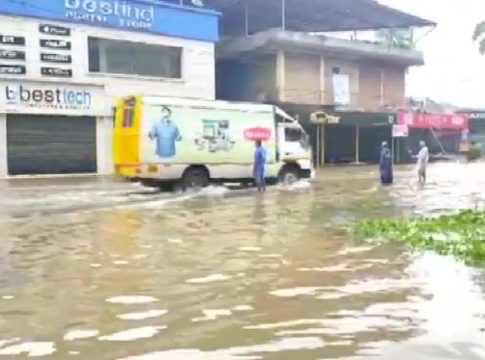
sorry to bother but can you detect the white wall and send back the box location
[0,14,216,104]
[0,14,216,177]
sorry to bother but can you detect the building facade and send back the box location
[217,30,418,111]
[207,0,434,166]
[0,0,219,177]
[217,29,423,165]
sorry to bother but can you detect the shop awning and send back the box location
[398,112,469,130]
[271,102,396,126]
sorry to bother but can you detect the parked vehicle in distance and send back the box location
[114,96,313,190]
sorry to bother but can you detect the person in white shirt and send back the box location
[416,141,429,184]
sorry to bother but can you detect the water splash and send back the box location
[98,326,166,342]
[0,342,56,357]
[117,310,168,321]
[106,296,159,305]
[186,274,231,284]
[64,330,100,341]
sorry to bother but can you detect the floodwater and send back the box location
[0,163,484,360]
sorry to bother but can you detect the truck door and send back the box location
[277,123,287,160]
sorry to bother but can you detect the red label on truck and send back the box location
[243,127,271,141]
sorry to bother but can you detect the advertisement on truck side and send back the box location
[141,104,276,165]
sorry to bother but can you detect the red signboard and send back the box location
[398,112,469,130]
[243,127,271,141]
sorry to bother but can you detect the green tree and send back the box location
[377,29,414,49]
[472,21,485,53]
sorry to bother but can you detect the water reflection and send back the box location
[0,163,483,359]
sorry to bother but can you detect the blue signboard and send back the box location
[0,0,219,42]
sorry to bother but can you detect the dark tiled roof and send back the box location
[172,0,434,33]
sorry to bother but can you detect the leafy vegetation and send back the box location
[377,28,415,49]
[355,211,485,265]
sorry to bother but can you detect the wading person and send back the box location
[416,140,429,184]
[254,140,267,192]
[379,141,393,185]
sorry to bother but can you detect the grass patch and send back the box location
[355,210,485,266]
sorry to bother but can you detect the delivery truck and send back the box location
[114,96,313,189]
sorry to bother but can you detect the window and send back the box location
[285,127,310,150]
[88,37,182,79]
[122,108,134,128]
[285,127,303,142]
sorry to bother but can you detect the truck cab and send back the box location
[275,108,313,183]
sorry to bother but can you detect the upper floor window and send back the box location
[88,37,182,79]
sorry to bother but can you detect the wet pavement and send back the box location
[0,162,484,359]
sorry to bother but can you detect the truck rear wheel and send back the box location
[182,167,209,189]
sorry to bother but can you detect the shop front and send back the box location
[0,0,219,177]
[0,81,110,176]
[397,111,469,162]
[273,102,396,166]
[315,111,396,165]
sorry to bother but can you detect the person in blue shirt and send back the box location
[254,140,267,192]
[149,106,181,159]
[379,141,393,185]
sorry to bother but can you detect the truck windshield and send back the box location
[285,127,310,150]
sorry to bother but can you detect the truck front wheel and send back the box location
[279,166,300,185]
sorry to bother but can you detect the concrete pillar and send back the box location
[276,50,286,101]
[355,125,360,163]
[0,114,6,177]
[380,69,385,106]
[281,0,286,30]
[316,124,320,166]
[244,1,249,36]
[96,116,114,175]
[319,55,325,104]
[321,124,325,165]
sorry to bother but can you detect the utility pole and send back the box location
[281,0,286,30]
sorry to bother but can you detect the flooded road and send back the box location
[0,163,484,359]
